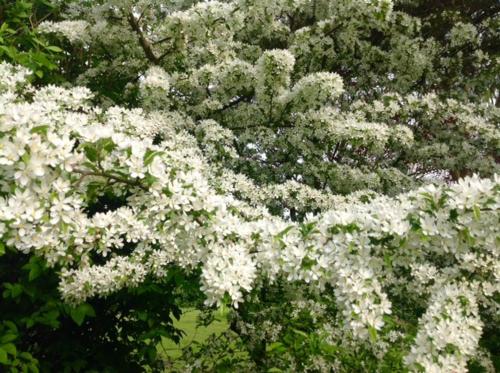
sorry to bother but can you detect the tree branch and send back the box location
[73,168,149,191]
[128,12,160,64]
[213,95,253,114]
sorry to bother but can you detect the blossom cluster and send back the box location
[39,20,90,43]
[283,72,344,111]
[40,0,499,204]
[211,168,379,212]
[405,283,483,372]
[1,62,498,370]
[140,66,170,91]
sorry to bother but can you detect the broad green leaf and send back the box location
[0,334,16,344]
[30,125,49,135]
[83,145,98,162]
[0,348,8,364]
[1,343,16,356]
[70,303,96,326]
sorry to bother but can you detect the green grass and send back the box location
[158,308,229,359]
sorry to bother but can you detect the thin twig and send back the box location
[73,168,149,191]
[128,12,160,64]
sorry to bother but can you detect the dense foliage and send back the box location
[0,0,499,372]
[0,1,65,80]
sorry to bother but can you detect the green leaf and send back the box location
[22,257,45,281]
[137,311,148,321]
[4,322,17,334]
[1,343,16,356]
[70,303,96,326]
[18,351,33,360]
[292,328,309,338]
[35,70,43,78]
[46,45,63,53]
[0,348,8,364]
[0,242,5,256]
[28,265,42,282]
[320,342,338,355]
[143,149,163,166]
[32,51,55,70]
[30,125,49,135]
[145,345,157,361]
[70,308,85,326]
[0,45,16,59]
[101,139,116,153]
[83,145,98,162]
[266,342,286,353]
[0,334,16,344]
[473,205,481,221]
[32,37,45,46]
[300,256,317,270]
[38,309,60,328]
[5,284,23,298]
[275,225,294,240]
[368,326,378,342]
[25,318,35,329]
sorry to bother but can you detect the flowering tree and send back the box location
[1,0,499,371]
